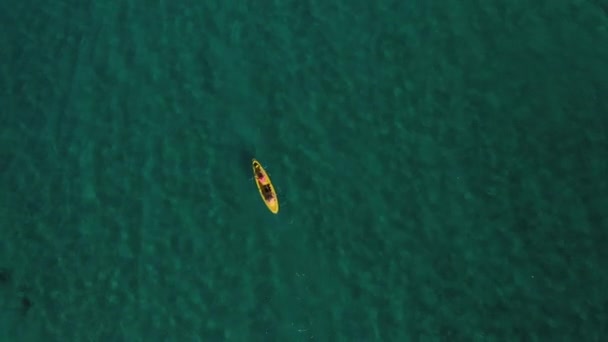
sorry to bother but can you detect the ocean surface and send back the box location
[1,0,607,341]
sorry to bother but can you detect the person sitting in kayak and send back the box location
[256,171,267,183]
[263,184,274,201]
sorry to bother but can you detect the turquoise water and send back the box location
[1,0,607,341]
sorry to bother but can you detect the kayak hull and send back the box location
[252,159,279,214]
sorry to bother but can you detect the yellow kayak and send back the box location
[252,158,279,214]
